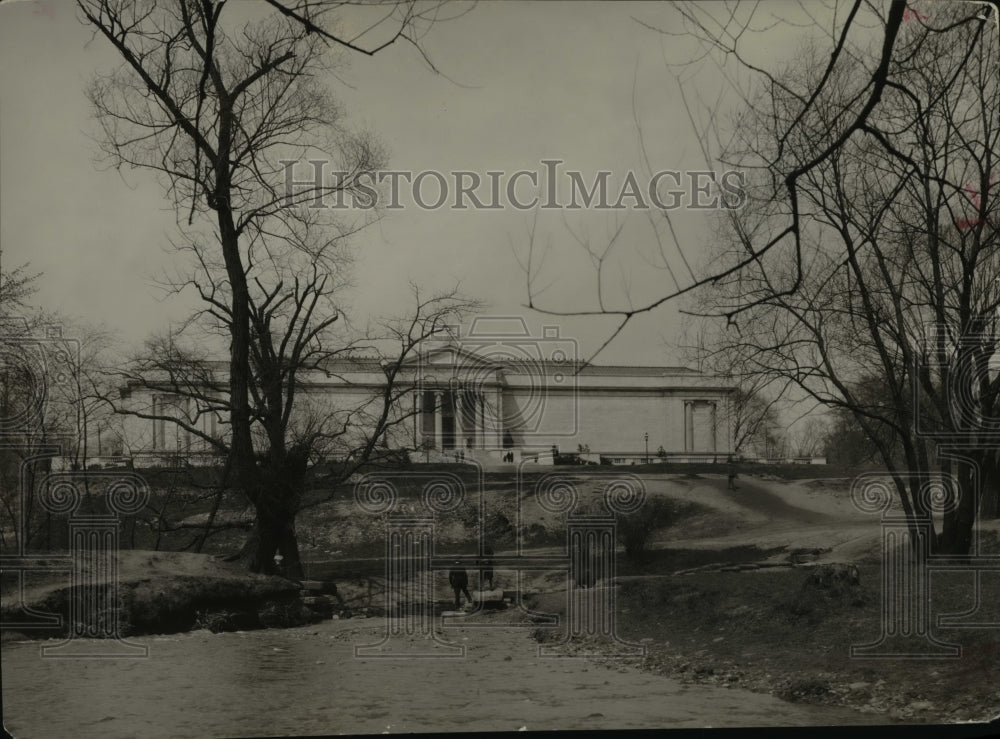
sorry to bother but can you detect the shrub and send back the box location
[782,564,866,623]
[779,678,831,702]
[194,608,247,633]
[616,497,679,561]
[522,522,561,547]
[257,598,318,628]
[485,511,514,544]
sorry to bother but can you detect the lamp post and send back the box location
[644,432,649,464]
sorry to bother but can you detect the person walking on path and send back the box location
[448,565,473,609]
[727,458,739,491]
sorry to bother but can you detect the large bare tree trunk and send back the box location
[938,461,976,555]
[235,447,308,578]
[979,451,1000,520]
[236,496,304,580]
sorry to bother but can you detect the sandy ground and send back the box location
[1,614,878,736]
[642,474,899,564]
[680,472,1000,563]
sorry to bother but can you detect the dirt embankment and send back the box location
[527,472,1000,725]
[531,560,1000,725]
[0,551,311,638]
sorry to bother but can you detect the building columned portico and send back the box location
[416,386,500,451]
[402,343,735,460]
[114,339,736,465]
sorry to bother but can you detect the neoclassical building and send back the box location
[408,343,733,462]
[113,333,735,466]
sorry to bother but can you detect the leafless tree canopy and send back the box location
[0,269,120,552]
[521,1,999,552]
[695,3,1000,552]
[524,1,995,357]
[78,0,474,574]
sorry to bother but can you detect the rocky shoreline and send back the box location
[0,551,366,640]
[529,604,1000,726]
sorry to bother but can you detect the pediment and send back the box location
[404,343,503,370]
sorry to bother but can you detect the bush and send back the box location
[257,598,319,628]
[782,564,866,623]
[485,511,514,544]
[522,522,560,547]
[616,497,679,561]
[193,608,257,633]
[779,678,831,702]
[553,452,582,465]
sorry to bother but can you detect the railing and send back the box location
[740,455,827,465]
[596,452,730,465]
[50,452,228,470]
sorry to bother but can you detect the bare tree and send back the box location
[103,231,476,575]
[0,267,120,551]
[691,6,1000,553]
[790,416,830,458]
[521,1,994,358]
[516,2,999,552]
[260,0,471,66]
[679,323,787,457]
[78,0,468,574]
[0,263,40,319]
[823,377,906,468]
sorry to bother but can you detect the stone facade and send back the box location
[113,343,734,465]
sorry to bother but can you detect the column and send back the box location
[710,402,717,453]
[470,392,479,449]
[724,395,732,454]
[183,397,192,452]
[465,390,473,449]
[684,401,694,452]
[454,389,464,447]
[466,391,474,449]
[473,391,482,449]
[434,391,443,450]
[495,386,505,448]
[479,393,486,449]
[412,391,420,448]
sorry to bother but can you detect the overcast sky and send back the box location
[0,0,815,366]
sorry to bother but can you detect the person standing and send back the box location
[448,564,472,609]
[727,457,739,491]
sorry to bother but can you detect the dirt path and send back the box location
[2,615,880,736]
[724,478,836,526]
[641,474,884,564]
